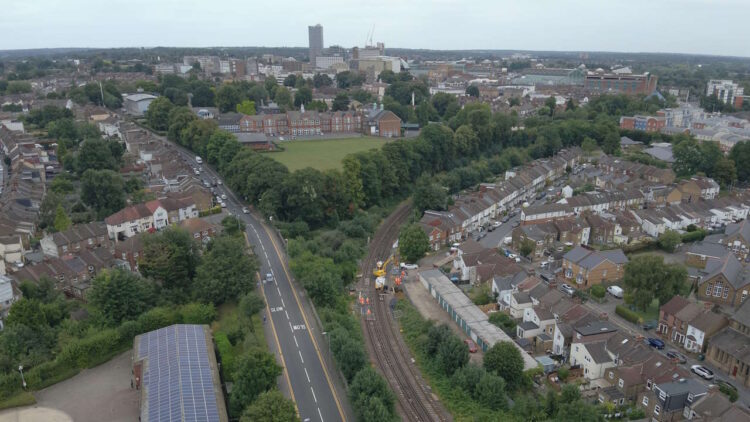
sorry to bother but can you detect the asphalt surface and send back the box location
[167,144,346,422]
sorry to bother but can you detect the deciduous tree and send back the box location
[483,341,524,391]
[399,224,430,263]
[240,390,298,422]
[145,97,174,131]
[89,269,155,325]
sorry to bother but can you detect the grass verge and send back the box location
[0,391,36,411]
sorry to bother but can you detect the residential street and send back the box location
[583,296,750,408]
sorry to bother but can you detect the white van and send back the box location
[195,156,203,164]
[607,285,624,298]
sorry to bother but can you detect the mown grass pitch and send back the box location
[267,136,390,171]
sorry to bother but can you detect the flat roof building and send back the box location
[419,269,538,370]
[133,324,228,422]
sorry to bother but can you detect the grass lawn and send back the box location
[633,299,660,322]
[267,136,390,171]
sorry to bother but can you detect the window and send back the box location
[706,283,712,296]
[618,379,624,388]
[714,281,723,297]
[723,287,730,299]
[654,405,661,415]
[742,290,748,303]
[687,393,694,402]
[642,396,649,406]
[646,380,652,390]
[659,391,666,401]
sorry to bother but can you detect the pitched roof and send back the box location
[660,296,691,316]
[732,299,750,329]
[564,246,628,269]
[584,341,612,364]
[105,203,154,225]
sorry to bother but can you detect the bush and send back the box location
[557,366,569,381]
[719,384,738,402]
[199,206,222,217]
[628,407,646,420]
[180,303,217,324]
[589,285,606,299]
[682,229,707,243]
[616,305,641,324]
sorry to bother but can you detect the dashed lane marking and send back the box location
[310,386,317,403]
[305,367,311,383]
[299,350,305,364]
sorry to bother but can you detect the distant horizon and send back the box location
[1,45,749,61]
[1,0,748,58]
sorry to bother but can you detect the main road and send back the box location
[157,138,348,422]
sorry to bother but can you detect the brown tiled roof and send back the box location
[660,295,691,317]
[105,203,153,226]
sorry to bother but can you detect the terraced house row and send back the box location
[419,147,583,249]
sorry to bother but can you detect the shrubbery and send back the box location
[616,304,641,324]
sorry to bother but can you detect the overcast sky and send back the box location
[1,0,748,57]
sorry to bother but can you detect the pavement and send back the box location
[583,296,750,409]
[164,137,351,421]
[0,351,138,422]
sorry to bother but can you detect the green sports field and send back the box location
[267,136,390,171]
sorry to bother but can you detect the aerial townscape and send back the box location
[1,2,750,422]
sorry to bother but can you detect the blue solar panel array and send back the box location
[137,324,221,422]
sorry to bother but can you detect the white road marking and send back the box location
[289,321,294,332]
[293,335,299,347]
[277,287,282,295]
[304,367,310,382]
[310,386,317,403]
[281,298,285,307]
[318,408,324,422]
[299,350,305,364]
[285,310,289,319]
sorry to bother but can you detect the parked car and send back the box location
[502,215,510,223]
[221,194,227,200]
[220,201,227,208]
[242,207,249,214]
[464,339,478,353]
[400,263,418,270]
[559,284,576,296]
[647,338,665,349]
[642,320,658,331]
[217,180,222,185]
[666,350,687,364]
[606,285,624,298]
[512,221,520,228]
[492,221,502,228]
[691,365,715,380]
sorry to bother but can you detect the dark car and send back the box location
[642,320,658,331]
[647,338,665,349]
[502,215,511,223]
[715,379,736,391]
[666,350,687,364]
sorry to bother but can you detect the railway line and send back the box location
[360,203,450,422]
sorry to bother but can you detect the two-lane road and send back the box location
[160,140,346,422]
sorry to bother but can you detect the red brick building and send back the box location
[619,115,666,133]
[585,72,658,95]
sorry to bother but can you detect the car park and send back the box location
[559,283,575,296]
[666,350,687,364]
[647,338,665,349]
[691,365,714,380]
[464,339,477,353]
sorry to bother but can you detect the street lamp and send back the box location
[18,365,26,389]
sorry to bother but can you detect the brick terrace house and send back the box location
[657,296,703,346]
[706,299,750,388]
[561,246,628,288]
[40,222,111,258]
[637,379,707,422]
[694,253,750,308]
[723,219,750,257]
[604,353,690,404]
[677,177,720,202]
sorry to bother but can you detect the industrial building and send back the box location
[133,324,228,422]
[418,269,538,369]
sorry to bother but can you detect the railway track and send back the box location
[360,203,449,422]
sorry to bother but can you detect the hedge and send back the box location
[681,230,707,243]
[199,206,222,217]
[214,332,235,381]
[589,285,606,299]
[615,305,641,324]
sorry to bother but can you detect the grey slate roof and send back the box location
[584,341,612,364]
